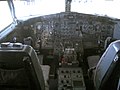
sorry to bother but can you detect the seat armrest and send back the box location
[88,66,96,79]
[41,65,50,90]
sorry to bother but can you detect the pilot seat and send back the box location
[0,42,49,90]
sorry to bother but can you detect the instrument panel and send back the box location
[14,12,115,55]
[22,12,115,55]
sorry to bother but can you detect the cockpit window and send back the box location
[71,0,120,19]
[13,0,120,19]
[0,1,13,32]
[13,0,65,19]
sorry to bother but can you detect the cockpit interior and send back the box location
[0,0,120,90]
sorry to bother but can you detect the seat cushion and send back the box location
[87,55,100,68]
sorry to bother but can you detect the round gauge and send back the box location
[35,22,42,30]
[37,24,42,30]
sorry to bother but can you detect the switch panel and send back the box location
[58,68,86,90]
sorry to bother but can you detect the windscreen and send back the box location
[13,0,120,19]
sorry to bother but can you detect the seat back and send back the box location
[94,40,120,90]
[0,43,45,90]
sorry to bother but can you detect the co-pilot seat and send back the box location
[93,40,120,90]
[87,37,117,69]
[0,42,46,90]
